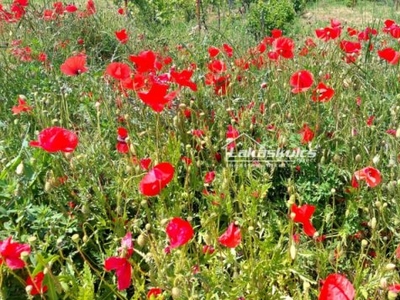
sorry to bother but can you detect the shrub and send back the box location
[246,0,296,39]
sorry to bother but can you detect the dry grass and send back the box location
[301,1,400,28]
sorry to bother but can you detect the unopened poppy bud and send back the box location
[203,233,212,245]
[290,244,296,260]
[380,277,387,289]
[303,281,310,292]
[44,181,53,192]
[373,155,380,165]
[16,162,24,175]
[199,112,205,117]
[27,236,36,243]
[82,204,90,215]
[248,226,254,232]
[388,291,398,299]
[179,103,186,109]
[145,223,151,231]
[355,154,362,162]
[71,234,80,243]
[25,285,33,294]
[333,154,341,163]
[375,201,382,208]
[290,212,296,220]
[370,217,377,230]
[185,144,191,150]
[137,234,146,247]
[51,118,59,125]
[385,263,396,271]
[171,287,181,299]
[396,128,400,138]
[20,251,30,261]
[288,195,296,205]
[161,218,169,226]
[140,200,147,207]
[43,266,49,274]
[331,188,336,194]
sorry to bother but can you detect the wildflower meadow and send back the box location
[1,0,400,299]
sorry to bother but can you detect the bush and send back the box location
[246,0,296,39]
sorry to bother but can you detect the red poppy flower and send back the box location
[26,272,48,296]
[291,204,317,237]
[339,40,361,54]
[137,81,177,112]
[65,4,77,13]
[218,223,241,248]
[11,96,32,114]
[223,43,233,57]
[115,29,129,44]
[0,237,30,270]
[311,82,335,102]
[347,27,358,36]
[272,37,295,59]
[116,127,129,153]
[60,54,88,76]
[377,48,400,65]
[104,232,133,291]
[86,0,96,15]
[170,69,197,91]
[299,124,315,144]
[271,28,282,38]
[104,257,131,290]
[202,245,215,255]
[366,115,374,126]
[105,62,131,80]
[147,288,163,299]
[290,70,314,93]
[388,284,400,294]
[129,50,158,73]
[353,166,382,188]
[208,46,220,58]
[318,274,355,300]
[204,171,216,184]
[30,127,78,153]
[315,26,341,41]
[139,162,175,196]
[208,60,226,73]
[226,125,239,150]
[166,217,194,248]
[140,158,152,170]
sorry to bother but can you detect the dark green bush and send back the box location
[246,0,296,39]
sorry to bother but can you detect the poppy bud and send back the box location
[290,244,296,260]
[16,162,24,175]
[248,226,254,232]
[288,195,296,205]
[145,223,151,231]
[171,287,181,299]
[27,236,36,243]
[396,128,400,138]
[44,181,53,192]
[82,204,90,215]
[71,234,80,243]
[179,103,186,109]
[373,155,380,165]
[160,218,169,226]
[385,263,396,271]
[25,285,33,295]
[370,217,377,230]
[137,234,146,247]
[83,235,88,243]
[375,201,382,208]
[355,154,362,162]
[380,277,387,289]
[333,154,341,163]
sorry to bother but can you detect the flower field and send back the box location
[1,0,400,299]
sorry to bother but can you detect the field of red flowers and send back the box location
[1,0,400,299]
